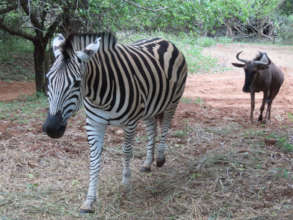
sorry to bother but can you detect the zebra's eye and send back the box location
[73,80,81,88]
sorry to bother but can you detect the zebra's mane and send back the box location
[61,32,117,59]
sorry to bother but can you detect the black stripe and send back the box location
[167,44,179,79]
[157,40,169,70]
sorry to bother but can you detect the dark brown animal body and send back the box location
[232,51,284,123]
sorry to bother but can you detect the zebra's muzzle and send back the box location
[42,111,67,138]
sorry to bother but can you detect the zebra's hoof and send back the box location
[140,166,151,173]
[156,157,166,167]
[80,208,95,214]
[80,201,95,214]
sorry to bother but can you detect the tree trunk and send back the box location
[225,24,233,37]
[225,19,234,38]
[33,40,46,93]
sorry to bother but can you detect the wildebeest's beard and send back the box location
[243,70,254,93]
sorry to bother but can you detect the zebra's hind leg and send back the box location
[140,118,157,172]
[157,107,176,167]
[122,123,137,185]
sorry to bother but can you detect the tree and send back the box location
[0,0,88,93]
[0,1,63,92]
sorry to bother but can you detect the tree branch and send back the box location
[122,0,167,12]
[20,0,42,30]
[0,19,34,41]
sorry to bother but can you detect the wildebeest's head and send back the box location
[232,51,271,93]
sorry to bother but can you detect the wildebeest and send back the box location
[232,51,284,123]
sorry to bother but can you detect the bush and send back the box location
[275,15,293,43]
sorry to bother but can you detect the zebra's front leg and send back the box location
[140,118,157,172]
[122,124,137,185]
[80,122,106,214]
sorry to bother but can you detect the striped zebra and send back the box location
[42,32,187,213]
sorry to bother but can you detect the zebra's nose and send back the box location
[42,111,67,138]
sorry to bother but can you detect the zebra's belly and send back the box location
[84,94,172,126]
[84,99,144,126]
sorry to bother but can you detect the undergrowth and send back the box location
[0,38,34,81]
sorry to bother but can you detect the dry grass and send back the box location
[1,102,293,220]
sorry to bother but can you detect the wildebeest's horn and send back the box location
[236,51,248,64]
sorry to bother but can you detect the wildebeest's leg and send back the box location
[250,92,255,123]
[80,121,106,213]
[122,123,137,185]
[264,99,273,122]
[258,91,267,122]
[157,107,176,167]
[141,118,157,172]
[264,87,281,122]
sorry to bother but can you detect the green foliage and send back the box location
[279,0,293,15]
[80,0,282,36]
[275,15,293,44]
[251,0,281,19]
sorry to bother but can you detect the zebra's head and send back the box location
[43,33,101,138]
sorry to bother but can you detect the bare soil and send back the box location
[0,81,35,101]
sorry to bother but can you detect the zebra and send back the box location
[42,32,188,213]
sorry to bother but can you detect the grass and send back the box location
[181,97,204,106]
[266,132,293,152]
[0,38,34,81]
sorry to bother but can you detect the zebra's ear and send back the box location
[76,37,101,62]
[52,33,65,58]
